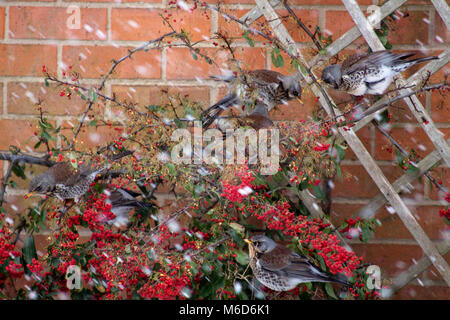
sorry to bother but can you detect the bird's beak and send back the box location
[24,191,35,199]
[244,239,252,245]
[296,97,303,104]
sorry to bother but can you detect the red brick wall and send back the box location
[0,0,448,299]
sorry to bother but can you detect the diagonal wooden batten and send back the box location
[352,49,450,132]
[390,241,450,294]
[342,0,450,168]
[342,0,450,287]
[355,138,450,220]
[252,0,450,286]
[241,0,407,67]
[431,0,450,30]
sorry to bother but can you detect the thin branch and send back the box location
[353,82,449,122]
[0,160,16,207]
[0,152,56,167]
[282,0,323,51]
[372,119,448,194]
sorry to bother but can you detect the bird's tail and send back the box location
[397,54,439,71]
[209,74,236,82]
[201,94,239,129]
[407,55,439,65]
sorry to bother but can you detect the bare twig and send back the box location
[353,82,449,122]
[372,119,448,194]
[282,0,323,51]
[0,160,16,207]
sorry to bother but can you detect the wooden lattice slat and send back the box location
[243,0,450,289]
[355,138,450,220]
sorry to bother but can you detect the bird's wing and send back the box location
[258,245,305,271]
[48,162,76,184]
[259,246,330,280]
[62,163,98,186]
[343,51,417,75]
[243,103,273,129]
[249,70,285,85]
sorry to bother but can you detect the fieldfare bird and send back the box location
[245,235,351,291]
[201,69,302,129]
[106,188,153,227]
[27,162,106,201]
[321,50,438,96]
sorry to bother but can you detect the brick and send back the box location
[325,11,364,44]
[276,9,319,43]
[430,68,449,124]
[331,165,379,198]
[435,11,450,44]
[290,0,372,3]
[0,7,4,39]
[374,127,450,161]
[0,82,3,111]
[112,85,210,107]
[0,44,57,76]
[62,46,161,79]
[7,82,86,116]
[393,284,450,300]
[270,89,316,121]
[217,9,267,43]
[3,193,41,219]
[60,121,123,151]
[112,8,210,42]
[165,47,266,79]
[9,7,107,40]
[376,205,446,240]
[351,243,423,277]
[9,163,48,190]
[331,164,403,199]
[344,126,372,161]
[0,119,55,152]
[64,0,161,2]
[387,11,429,45]
[428,166,448,201]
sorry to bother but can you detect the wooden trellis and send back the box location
[238,0,450,293]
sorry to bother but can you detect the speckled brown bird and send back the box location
[245,235,351,291]
[27,162,106,201]
[321,50,439,96]
[106,188,153,227]
[202,70,302,129]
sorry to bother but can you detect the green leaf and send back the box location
[335,143,346,161]
[361,224,372,242]
[312,184,325,200]
[324,282,338,299]
[191,51,198,60]
[406,163,419,177]
[77,91,86,101]
[44,78,50,87]
[88,88,98,103]
[22,235,37,266]
[166,163,176,176]
[229,222,245,237]
[243,30,255,47]
[271,47,284,68]
[69,152,78,169]
[11,163,27,180]
[235,250,249,266]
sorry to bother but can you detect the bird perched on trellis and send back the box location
[27,162,107,201]
[245,235,351,291]
[106,188,153,228]
[201,69,302,129]
[321,50,439,96]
